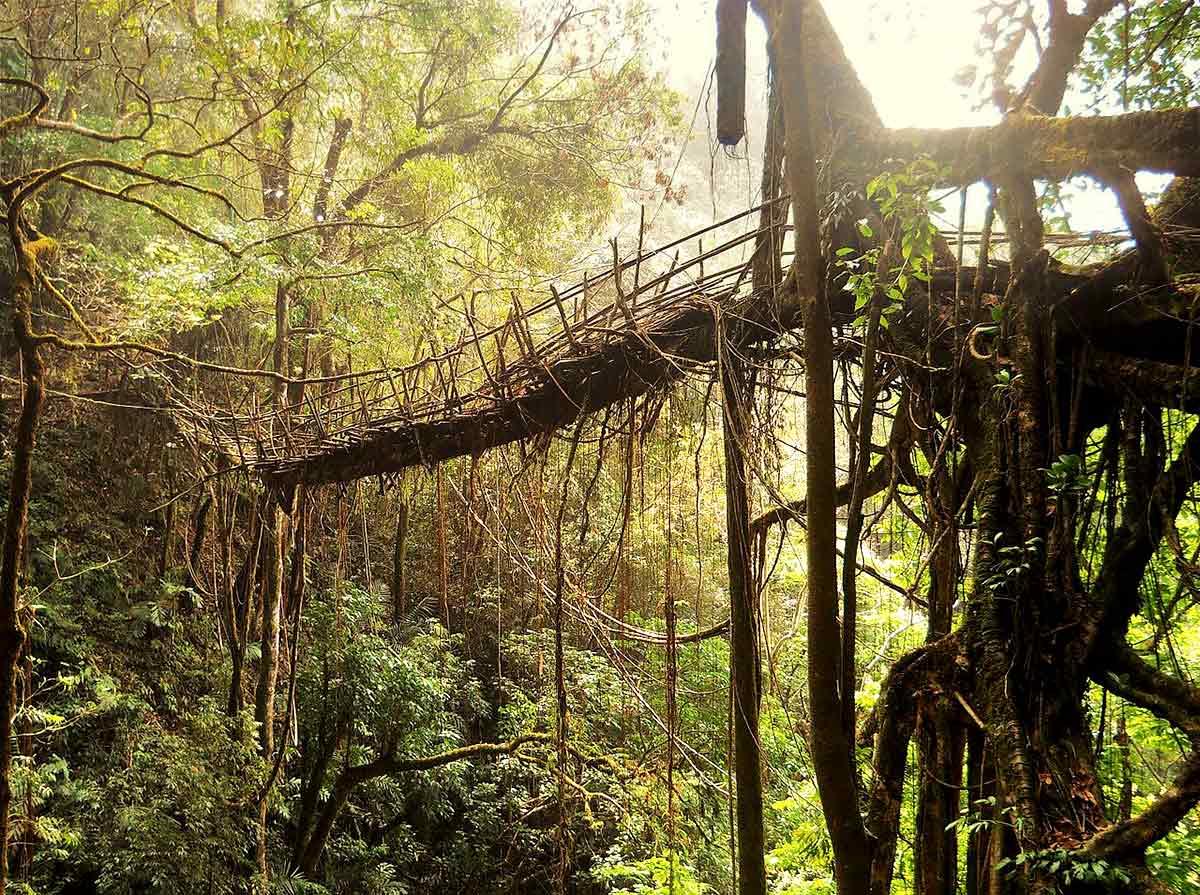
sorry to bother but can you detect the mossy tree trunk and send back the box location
[0,227,54,894]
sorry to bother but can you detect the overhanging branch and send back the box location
[858,107,1200,185]
[1094,642,1200,738]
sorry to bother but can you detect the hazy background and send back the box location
[619,1,1136,262]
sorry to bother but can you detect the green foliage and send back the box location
[87,701,264,894]
[592,852,708,895]
[764,790,833,894]
[1076,1,1200,113]
[946,796,1023,839]
[998,849,1130,893]
[296,584,485,762]
[991,367,1018,394]
[1148,814,1200,892]
[835,159,944,331]
[1044,454,1089,498]
[981,534,1043,595]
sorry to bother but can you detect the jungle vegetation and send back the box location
[2,1,1200,894]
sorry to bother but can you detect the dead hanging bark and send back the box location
[0,231,52,895]
[773,3,871,893]
[716,0,748,146]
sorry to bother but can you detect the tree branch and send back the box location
[858,107,1200,185]
[1095,642,1200,738]
[1094,418,1200,638]
[1020,1,1118,113]
[312,117,352,223]
[297,732,551,874]
[0,78,49,137]
[1105,167,1169,284]
[1082,752,1200,860]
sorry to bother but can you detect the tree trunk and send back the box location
[253,505,285,885]
[182,493,212,612]
[721,344,766,895]
[916,461,965,895]
[254,511,285,750]
[437,467,449,628]
[297,766,360,877]
[915,709,964,895]
[225,506,262,718]
[0,239,50,895]
[774,3,872,892]
[392,499,408,623]
[1117,708,1132,823]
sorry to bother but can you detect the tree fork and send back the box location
[296,733,554,877]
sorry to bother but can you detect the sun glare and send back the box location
[824,0,1001,129]
[646,1,1139,243]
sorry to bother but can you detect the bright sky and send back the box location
[651,0,996,129]
[824,1,1001,130]
[641,0,1141,242]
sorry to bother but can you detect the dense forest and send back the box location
[2,0,1200,893]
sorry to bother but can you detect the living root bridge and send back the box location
[238,201,803,491]
[265,296,733,489]
[239,125,1200,492]
[252,248,1200,493]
